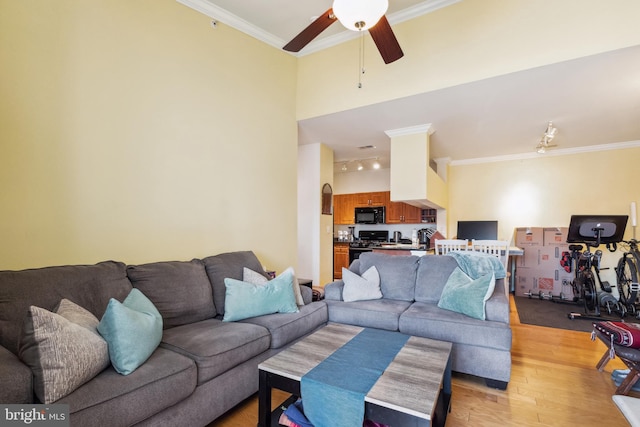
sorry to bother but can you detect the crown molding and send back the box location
[176,0,284,48]
[449,140,640,166]
[177,0,462,55]
[385,124,434,138]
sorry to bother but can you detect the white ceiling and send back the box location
[179,1,640,167]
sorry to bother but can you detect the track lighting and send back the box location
[334,157,384,172]
[535,121,558,154]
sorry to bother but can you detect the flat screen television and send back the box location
[566,215,628,245]
[456,220,498,240]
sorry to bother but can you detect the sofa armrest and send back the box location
[300,285,313,305]
[485,278,510,323]
[0,345,33,403]
[324,280,345,301]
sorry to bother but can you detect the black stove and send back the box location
[352,230,389,246]
[348,230,389,263]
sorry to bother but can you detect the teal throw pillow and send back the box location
[223,270,299,321]
[97,288,163,375]
[437,267,495,320]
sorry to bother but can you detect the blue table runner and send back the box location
[300,328,410,427]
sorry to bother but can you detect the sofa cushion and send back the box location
[358,253,419,302]
[240,301,328,349]
[160,318,270,384]
[414,255,460,303]
[19,301,110,403]
[325,299,412,331]
[0,261,132,356]
[399,302,512,351]
[223,272,299,322]
[0,345,33,403]
[59,347,196,426]
[342,266,382,302]
[202,251,268,317]
[127,259,215,329]
[438,268,496,320]
[98,289,163,375]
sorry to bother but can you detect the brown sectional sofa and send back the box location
[0,251,328,426]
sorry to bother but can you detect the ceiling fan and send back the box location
[283,0,404,64]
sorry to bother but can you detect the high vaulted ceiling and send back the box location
[179,1,640,168]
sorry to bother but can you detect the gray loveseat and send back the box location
[0,251,328,426]
[325,252,512,389]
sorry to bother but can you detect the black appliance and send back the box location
[348,230,389,264]
[418,228,436,244]
[355,206,386,224]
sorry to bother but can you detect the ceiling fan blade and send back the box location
[368,16,404,64]
[283,8,337,52]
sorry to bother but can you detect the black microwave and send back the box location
[355,206,385,224]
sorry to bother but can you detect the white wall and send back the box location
[297,143,334,286]
[333,168,391,194]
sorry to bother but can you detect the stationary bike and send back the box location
[566,243,622,319]
[566,216,629,320]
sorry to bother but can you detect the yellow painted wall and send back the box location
[448,147,640,242]
[296,0,640,120]
[0,0,298,270]
[448,146,640,283]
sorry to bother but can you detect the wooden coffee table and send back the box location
[258,323,452,427]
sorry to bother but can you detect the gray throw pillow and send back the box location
[244,267,305,306]
[342,266,382,302]
[19,300,110,404]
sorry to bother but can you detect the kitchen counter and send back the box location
[372,244,430,257]
[371,243,428,250]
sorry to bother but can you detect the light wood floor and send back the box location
[211,296,633,426]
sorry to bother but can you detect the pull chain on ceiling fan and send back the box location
[283,0,404,65]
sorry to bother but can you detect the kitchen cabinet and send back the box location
[333,194,355,225]
[353,191,388,207]
[334,191,430,225]
[386,200,422,223]
[333,242,349,280]
[422,208,437,224]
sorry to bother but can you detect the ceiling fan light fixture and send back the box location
[332,0,388,32]
[536,144,547,154]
